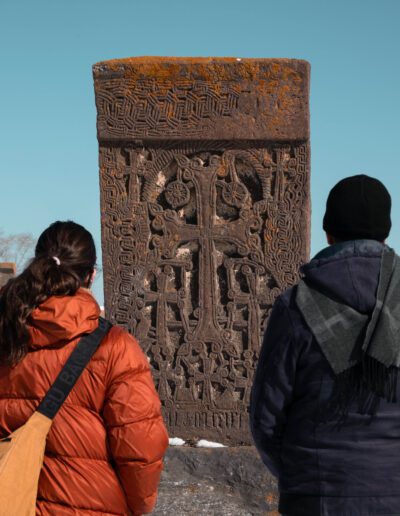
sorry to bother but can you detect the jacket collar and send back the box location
[305,239,385,268]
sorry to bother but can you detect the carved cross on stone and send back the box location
[154,154,255,349]
[264,148,297,202]
[143,266,180,359]
[94,57,310,444]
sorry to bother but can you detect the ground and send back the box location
[152,446,279,515]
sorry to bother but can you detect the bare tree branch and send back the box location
[0,229,35,272]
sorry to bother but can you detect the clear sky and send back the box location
[1,0,399,305]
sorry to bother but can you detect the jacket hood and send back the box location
[300,240,385,314]
[28,288,100,349]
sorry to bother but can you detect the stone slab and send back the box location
[152,446,279,516]
[94,57,311,445]
[0,262,16,289]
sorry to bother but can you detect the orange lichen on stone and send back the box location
[93,56,310,141]
[265,492,277,504]
[94,56,306,86]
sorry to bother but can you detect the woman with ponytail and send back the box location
[0,221,169,516]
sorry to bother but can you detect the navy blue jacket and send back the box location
[250,240,400,516]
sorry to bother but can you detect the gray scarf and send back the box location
[296,246,400,427]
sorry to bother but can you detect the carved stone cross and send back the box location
[93,57,310,444]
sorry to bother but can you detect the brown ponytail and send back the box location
[0,221,96,366]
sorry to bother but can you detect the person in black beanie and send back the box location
[250,174,400,516]
[323,174,391,243]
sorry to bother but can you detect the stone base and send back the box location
[152,446,280,516]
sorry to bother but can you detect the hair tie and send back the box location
[52,256,61,266]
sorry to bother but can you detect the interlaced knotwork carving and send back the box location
[93,58,310,142]
[100,140,309,443]
[95,79,241,138]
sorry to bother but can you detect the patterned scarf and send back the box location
[296,246,400,428]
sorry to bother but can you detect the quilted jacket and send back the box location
[0,288,169,515]
[250,240,400,516]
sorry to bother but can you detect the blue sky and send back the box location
[1,0,399,305]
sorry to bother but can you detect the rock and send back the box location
[152,446,279,515]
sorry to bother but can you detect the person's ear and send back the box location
[87,268,97,289]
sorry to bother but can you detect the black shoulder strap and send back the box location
[37,317,112,420]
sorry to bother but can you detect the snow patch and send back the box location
[176,247,191,258]
[156,171,167,188]
[196,439,226,448]
[169,437,186,446]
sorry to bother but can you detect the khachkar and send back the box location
[93,57,310,444]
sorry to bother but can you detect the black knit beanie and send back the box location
[323,174,392,241]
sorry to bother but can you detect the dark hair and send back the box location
[0,221,96,366]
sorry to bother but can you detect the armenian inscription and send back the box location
[93,58,310,444]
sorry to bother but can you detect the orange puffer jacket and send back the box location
[0,288,169,515]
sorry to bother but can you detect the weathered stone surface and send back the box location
[152,446,279,516]
[93,57,309,141]
[94,57,310,444]
[0,263,16,288]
